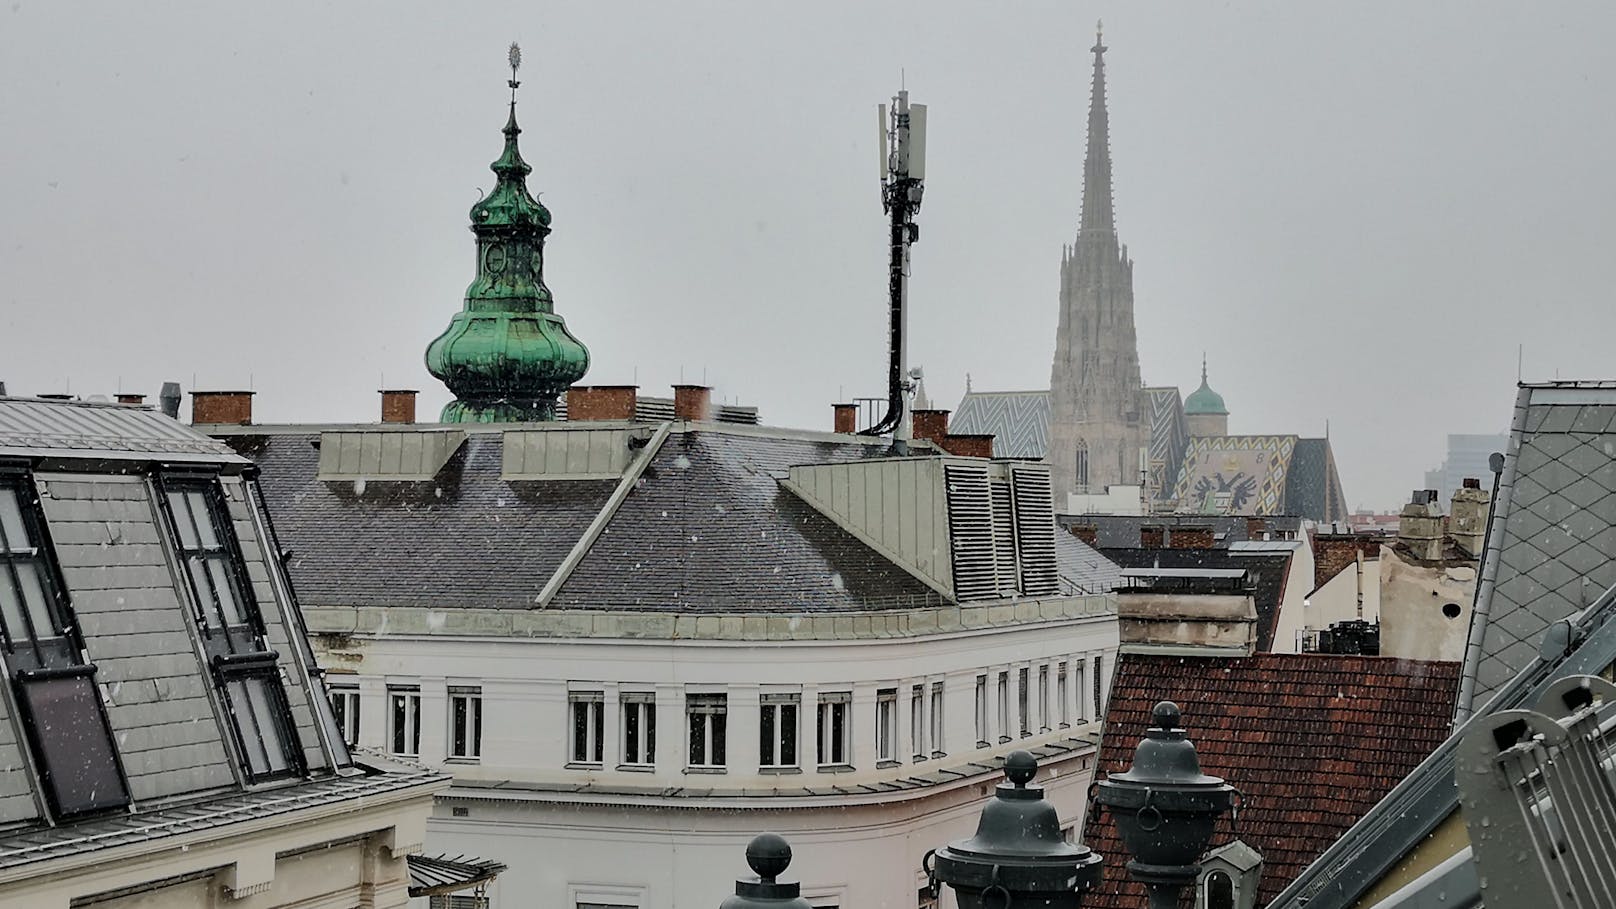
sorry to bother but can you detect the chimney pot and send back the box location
[116,393,146,406]
[379,389,418,424]
[1462,477,1481,490]
[159,382,182,419]
[672,384,712,422]
[833,403,858,434]
[566,385,638,422]
[190,391,254,425]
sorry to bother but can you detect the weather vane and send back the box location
[508,42,522,103]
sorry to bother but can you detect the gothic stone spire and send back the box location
[1080,21,1114,235]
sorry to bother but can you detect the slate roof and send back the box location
[1285,437,1349,524]
[239,425,1119,612]
[1098,548,1292,650]
[949,390,1051,459]
[1081,653,1461,909]
[1462,383,1616,712]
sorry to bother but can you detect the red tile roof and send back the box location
[1079,652,1461,908]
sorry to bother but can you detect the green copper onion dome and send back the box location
[425,44,589,423]
[1184,356,1227,416]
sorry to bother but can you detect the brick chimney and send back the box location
[939,433,993,459]
[380,389,418,424]
[1117,571,1258,656]
[911,409,950,446]
[1398,489,1446,561]
[191,391,254,425]
[567,385,637,421]
[1070,524,1099,546]
[672,385,712,422]
[1140,525,1165,550]
[833,403,858,434]
[1168,526,1214,549]
[116,393,145,406]
[1449,478,1491,559]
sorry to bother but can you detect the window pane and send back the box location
[0,572,28,642]
[167,492,199,549]
[780,703,796,765]
[245,676,292,774]
[15,671,129,817]
[207,557,246,626]
[645,703,656,762]
[625,703,641,762]
[0,489,26,551]
[689,710,705,765]
[452,697,468,756]
[471,697,482,758]
[228,679,274,776]
[393,693,408,754]
[591,701,604,763]
[15,561,56,641]
[711,711,726,765]
[574,701,589,761]
[189,491,219,548]
[187,558,217,626]
[760,705,775,764]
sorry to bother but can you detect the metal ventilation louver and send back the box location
[944,462,998,601]
[989,479,1019,596]
[1010,463,1060,597]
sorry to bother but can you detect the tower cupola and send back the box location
[1184,355,1229,437]
[425,44,590,423]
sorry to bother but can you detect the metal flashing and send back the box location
[315,430,466,481]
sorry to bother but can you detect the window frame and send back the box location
[448,686,482,761]
[929,681,945,758]
[620,691,656,768]
[156,472,303,783]
[910,684,926,761]
[760,692,801,770]
[389,685,422,757]
[686,693,728,770]
[876,688,898,764]
[815,691,851,769]
[329,684,361,747]
[569,690,605,766]
[0,466,131,819]
[974,674,989,747]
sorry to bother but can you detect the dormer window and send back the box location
[0,468,130,818]
[158,475,303,783]
[1197,838,1262,909]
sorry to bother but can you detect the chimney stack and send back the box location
[1398,489,1446,561]
[190,391,254,425]
[0,381,7,396]
[939,434,993,459]
[159,382,182,419]
[1449,478,1491,559]
[116,393,146,405]
[380,389,418,424]
[833,403,858,434]
[911,409,950,446]
[672,385,712,422]
[566,385,638,422]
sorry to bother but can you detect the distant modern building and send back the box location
[0,396,451,909]
[951,31,1348,523]
[1422,433,1507,505]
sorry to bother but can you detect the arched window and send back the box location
[1075,439,1089,490]
[1203,870,1234,909]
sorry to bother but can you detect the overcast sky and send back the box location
[3,2,1614,509]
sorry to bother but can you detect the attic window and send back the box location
[0,469,131,819]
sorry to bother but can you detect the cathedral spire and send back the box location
[1080,21,1114,234]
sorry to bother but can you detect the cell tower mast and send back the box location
[862,88,926,451]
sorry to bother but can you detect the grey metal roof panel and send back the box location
[237,432,618,609]
[552,430,946,611]
[1053,529,1123,594]
[0,397,244,463]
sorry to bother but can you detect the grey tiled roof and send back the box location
[237,433,618,609]
[1285,437,1349,523]
[1464,385,1616,708]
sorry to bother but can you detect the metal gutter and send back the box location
[533,421,674,608]
[1455,385,1531,722]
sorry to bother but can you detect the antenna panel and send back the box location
[878,104,890,179]
[908,104,927,181]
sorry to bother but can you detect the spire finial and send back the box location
[1202,352,1208,384]
[508,42,522,102]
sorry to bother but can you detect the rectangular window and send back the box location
[1093,655,1105,716]
[389,686,421,757]
[876,688,897,763]
[1057,664,1070,728]
[1074,661,1087,723]
[1018,667,1030,737]
[974,675,989,746]
[159,475,302,781]
[760,693,800,768]
[687,693,727,768]
[329,685,361,747]
[621,692,656,766]
[570,691,605,765]
[929,682,945,757]
[1038,665,1050,732]
[997,671,1010,743]
[816,692,850,767]
[910,684,925,761]
[449,687,482,760]
[0,472,130,818]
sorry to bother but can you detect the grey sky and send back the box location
[2,2,1613,510]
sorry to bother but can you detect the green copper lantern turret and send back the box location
[425,44,589,423]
